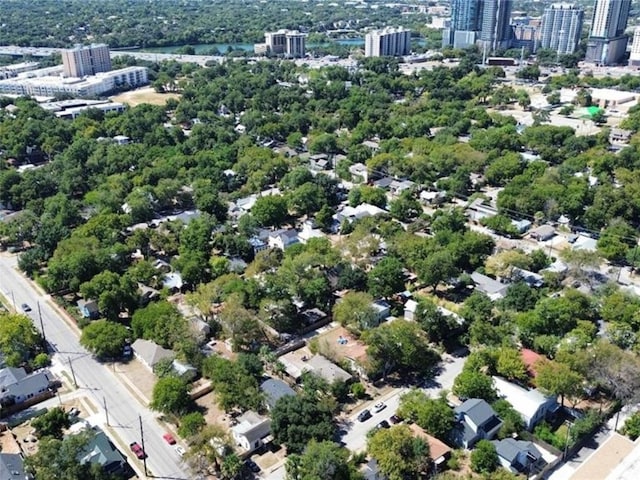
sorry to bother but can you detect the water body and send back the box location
[141,37,424,54]
[142,38,363,54]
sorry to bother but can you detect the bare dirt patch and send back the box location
[111,86,181,107]
[113,358,157,405]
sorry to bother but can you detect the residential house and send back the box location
[470,272,509,301]
[279,348,353,385]
[373,177,393,190]
[361,139,380,152]
[453,399,503,448]
[299,308,330,333]
[162,272,184,292]
[231,411,272,453]
[404,299,418,321]
[248,236,268,255]
[309,154,329,171]
[79,428,130,477]
[371,300,391,322]
[260,378,296,411]
[77,299,99,319]
[609,128,632,145]
[298,220,325,244]
[493,376,560,431]
[419,190,446,205]
[409,424,452,471]
[389,179,415,197]
[467,198,498,223]
[521,349,543,379]
[268,229,299,250]
[511,267,544,288]
[529,225,556,242]
[131,339,175,372]
[492,438,545,474]
[348,163,369,183]
[0,367,55,407]
[511,219,532,234]
[316,326,370,379]
[0,453,30,480]
[334,203,387,224]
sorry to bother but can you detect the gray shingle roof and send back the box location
[260,378,295,410]
[455,399,499,428]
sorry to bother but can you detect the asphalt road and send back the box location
[0,253,189,479]
[340,353,466,454]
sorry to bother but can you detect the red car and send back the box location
[163,433,176,445]
[129,442,147,459]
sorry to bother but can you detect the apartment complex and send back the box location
[443,0,513,52]
[539,3,584,55]
[364,27,411,57]
[62,44,112,77]
[0,66,148,97]
[585,0,632,65]
[255,30,306,58]
[630,27,640,67]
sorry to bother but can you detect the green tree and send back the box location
[367,425,430,480]
[453,370,496,402]
[470,439,499,474]
[397,390,455,440]
[178,412,207,438]
[80,320,129,359]
[333,291,378,331]
[363,320,440,378]
[286,440,362,480]
[622,412,640,440]
[389,191,421,222]
[252,195,289,227]
[202,356,263,412]
[150,377,192,416]
[0,313,42,367]
[131,300,188,349]
[271,394,336,454]
[535,359,584,406]
[32,407,71,440]
[495,347,528,383]
[367,256,405,299]
[417,250,458,291]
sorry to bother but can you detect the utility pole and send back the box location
[103,396,110,427]
[67,356,78,388]
[10,291,15,310]
[37,301,47,351]
[139,415,148,477]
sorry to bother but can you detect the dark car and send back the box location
[245,459,260,473]
[357,409,372,422]
[21,303,31,313]
[389,414,402,424]
[377,420,390,429]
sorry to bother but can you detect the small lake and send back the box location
[141,37,424,54]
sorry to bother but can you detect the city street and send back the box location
[0,253,189,479]
[340,353,466,454]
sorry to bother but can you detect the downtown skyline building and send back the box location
[585,0,632,65]
[539,3,584,55]
[630,27,640,66]
[61,43,112,78]
[443,0,513,52]
[364,27,411,57]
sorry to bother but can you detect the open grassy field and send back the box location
[111,86,180,107]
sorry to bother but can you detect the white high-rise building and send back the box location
[285,31,306,58]
[365,27,411,57]
[630,27,640,67]
[61,44,112,78]
[585,0,631,65]
[540,4,584,55]
[259,29,306,57]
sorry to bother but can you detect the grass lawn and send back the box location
[111,86,181,107]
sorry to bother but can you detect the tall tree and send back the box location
[367,425,430,480]
[286,440,362,480]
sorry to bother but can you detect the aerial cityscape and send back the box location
[2,0,640,479]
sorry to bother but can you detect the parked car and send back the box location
[163,433,176,445]
[389,414,402,424]
[175,445,186,457]
[373,402,386,413]
[245,459,260,473]
[377,420,390,429]
[130,442,146,459]
[357,409,372,422]
[68,407,80,417]
[21,303,31,313]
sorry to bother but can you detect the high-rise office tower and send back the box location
[285,31,306,58]
[585,0,631,65]
[365,27,411,57]
[540,4,584,55]
[61,44,112,78]
[442,0,482,49]
[630,27,640,66]
[479,0,514,52]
